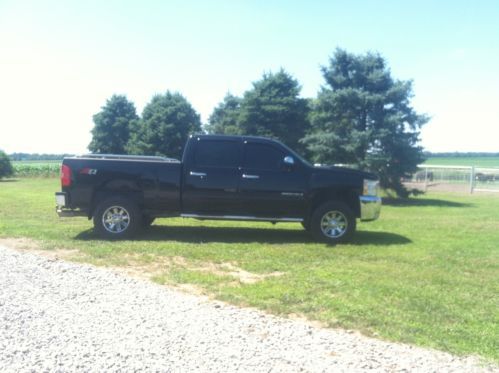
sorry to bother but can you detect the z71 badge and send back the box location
[79,168,98,175]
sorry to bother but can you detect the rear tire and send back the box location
[311,201,356,244]
[93,197,142,239]
[142,216,155,227]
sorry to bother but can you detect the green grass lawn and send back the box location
[0,178,498,362]
[424,157,499,168]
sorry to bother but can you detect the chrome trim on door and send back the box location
[242,174,260,179]
[190,171,207,177]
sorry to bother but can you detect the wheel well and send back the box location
[88,191,143,219]
[309,189,360,220]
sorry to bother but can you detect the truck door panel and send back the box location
[182,139,243,214]
[239,142,307,217]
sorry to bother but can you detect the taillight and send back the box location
[61,164,72,187]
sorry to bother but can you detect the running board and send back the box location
[180,214,303,223]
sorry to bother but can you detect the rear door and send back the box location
[181,138,243,215]
[238,140,308,218]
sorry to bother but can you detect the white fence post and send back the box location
[424,167,428,192]
[415,164,499,194]
[470,166,475,194]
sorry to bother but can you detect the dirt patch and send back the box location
[116,253,284,285]
[0,237,41,251]
[190,261,284,285]
[112,254,185,281]
[0,238,79,261]
[288,313,328,329]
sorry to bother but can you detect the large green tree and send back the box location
[238,69,310,153]
[88,95,138,154]
[127,91,201,159]
[207,70,310,153]
[0,150,13,179]
[303,49,428,196]
[205,93,242,135]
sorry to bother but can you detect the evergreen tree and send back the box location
[88,95,138,154]
[127,91,201,159]
[205,93,242,135]
[238,69,310,153]
[303,49,428,196]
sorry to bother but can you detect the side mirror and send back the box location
[283,156,295,170]
[284,156,295,165]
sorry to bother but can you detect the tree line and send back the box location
[9,153,75,161]
[89,48,428,197]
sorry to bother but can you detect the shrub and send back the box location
[0,150,13,179]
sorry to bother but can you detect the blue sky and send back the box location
[1,0,498,154]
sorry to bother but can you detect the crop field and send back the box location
[12,160,61,177]
[424,157,499,168]
[0,178,498,362]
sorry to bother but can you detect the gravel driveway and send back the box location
[0,244,495,372]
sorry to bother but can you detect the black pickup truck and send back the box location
[55,135,381,243]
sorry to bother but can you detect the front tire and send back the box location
[93,197,142,239]
[311,201,356,244]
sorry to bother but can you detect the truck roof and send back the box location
[192,134,281,143]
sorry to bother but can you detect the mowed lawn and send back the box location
[0,178,498,362]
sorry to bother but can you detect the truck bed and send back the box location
[61,155,182,216]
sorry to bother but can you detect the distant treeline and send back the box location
[9,153,75,161]
[425,152,499,158]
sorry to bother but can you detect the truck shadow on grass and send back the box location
[75,226,411,246]
[383,198,473,208]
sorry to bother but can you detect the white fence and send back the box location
[406,165,499,194]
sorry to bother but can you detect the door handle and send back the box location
[242,174,260,179]
[190,171,207,177]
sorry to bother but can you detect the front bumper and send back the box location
[359,195,382,221]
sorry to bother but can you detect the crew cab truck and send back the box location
[55,135,381,243]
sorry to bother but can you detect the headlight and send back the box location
[363,179,379,196]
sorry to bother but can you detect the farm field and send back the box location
[424,157,499,168]
[0,178,498,362]
[11,160,61,165]
[12,160,61,177]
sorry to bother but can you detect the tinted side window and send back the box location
[194,140,240,168]
[244,143,284,170]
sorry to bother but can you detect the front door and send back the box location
[238,141,307,218]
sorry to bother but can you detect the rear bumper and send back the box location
[55,192,87,217]
[359,195,382,221]
[56,207,87,217]
[55,192,67,207]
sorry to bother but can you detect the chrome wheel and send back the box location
[320,210,348,238]
[102,206,131,234]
